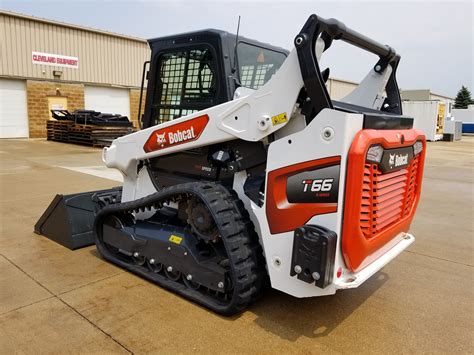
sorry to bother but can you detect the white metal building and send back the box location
[0,10,150,138]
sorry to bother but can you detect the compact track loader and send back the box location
[36,14,426,315]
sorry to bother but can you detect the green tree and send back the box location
[453,86,473,109]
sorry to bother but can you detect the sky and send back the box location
[1,0,473,97]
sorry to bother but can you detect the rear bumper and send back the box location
[335,232,414,289]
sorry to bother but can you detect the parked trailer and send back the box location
[402,101,445,141]
[452,105,474,133]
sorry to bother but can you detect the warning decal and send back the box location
[169,235,183,245]
[271,112,288,126]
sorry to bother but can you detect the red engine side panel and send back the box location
[266,156,340,234]
[342,129,426,272]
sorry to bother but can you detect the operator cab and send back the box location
[141,30,288,129]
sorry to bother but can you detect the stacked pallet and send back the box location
[47,120,134,147]
[46,120,73,142]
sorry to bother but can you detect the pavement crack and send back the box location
[0,253,55,295]
[57,271,125,296]
[58,297,134,354]
[0,295,55,316]
[405,250,474,267]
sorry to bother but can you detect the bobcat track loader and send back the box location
[36,14,426,315]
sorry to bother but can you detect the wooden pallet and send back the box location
[47,120,73,142]
[46,120,134,147]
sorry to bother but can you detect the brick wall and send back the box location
[129,88,146,130]
[27,80,84,138]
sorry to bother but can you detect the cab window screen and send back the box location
[152,47,217,125]
[237,43,286,90]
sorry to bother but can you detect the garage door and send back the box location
[84,86,130,119]
[0,79,28,138]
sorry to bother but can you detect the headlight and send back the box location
[413,141,423,156]
[366,145,384,163]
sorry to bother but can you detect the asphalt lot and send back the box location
[0,137,473,354]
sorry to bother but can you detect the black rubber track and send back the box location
[94,181,267,316]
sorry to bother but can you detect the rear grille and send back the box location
[361,155,420,238]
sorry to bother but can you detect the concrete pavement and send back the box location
[0,138,473,354]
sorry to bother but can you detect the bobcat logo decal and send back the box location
[143,115,209,153]
[156,132,166,147]
[379,147,413,173]
[388,152,409,169]
[389,153,395,168]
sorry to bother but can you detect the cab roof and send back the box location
[147,29,289,55]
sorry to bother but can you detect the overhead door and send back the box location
[84,86,130,119]
[0,79,28,138]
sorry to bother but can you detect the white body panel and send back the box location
[237,109,363,296]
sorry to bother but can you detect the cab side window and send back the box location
[237,43,286,90]
[152,47,217,125]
